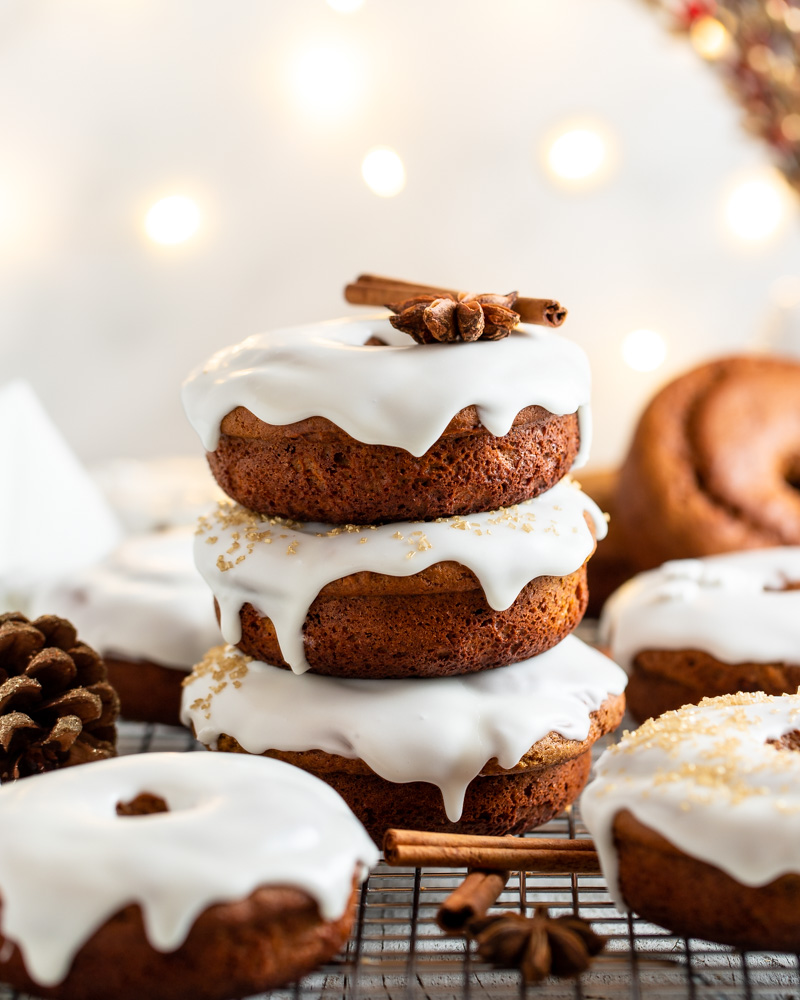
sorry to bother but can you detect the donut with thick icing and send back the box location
[600,548,800,721]
[0,752,377,1000]
[181,318,592,524]
[181,636,627,844]
[194,479,605,677]
[581,692,800,951]
[33,527,222,725]
[615,355,800,570]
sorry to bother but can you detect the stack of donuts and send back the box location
[179,297,627,843]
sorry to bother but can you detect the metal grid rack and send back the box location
[3,721,800,1000]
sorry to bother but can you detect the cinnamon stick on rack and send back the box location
[436,870,510,933]
[345,274,568,329]
[383,829,600,874]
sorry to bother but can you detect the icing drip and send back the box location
[600,548,800,672]
[581,692,800,910]
[32,526,222,669]
[181,317,593,466]
[181,635,627,823]
[0,752,377,987]
[193,478,606,674]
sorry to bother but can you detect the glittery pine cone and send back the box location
[0,612,119,782]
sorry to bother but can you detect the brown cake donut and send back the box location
[0,883,358,1000]
[229,559,590,679]
[216,693,625,845]
[103,656,185,727]
[582,693,800,951]
[615,355,800,570]
[209,404,580,524]
[0,752,377,1000]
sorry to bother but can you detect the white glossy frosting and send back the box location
[0,752,377,987]
[194,478,606,674]
[32,527,222,669]
[600,548,800,671]
[181,635,627,823]
[581,692,800,909]
[180,317,592,464]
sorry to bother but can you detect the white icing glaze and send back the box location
[31,527,221,669]
[181,635,627,823]
[0,752,378,987]
[581,692,800,910]
[194,478,606,674]
[180,317,592,465]
[600,548,800,672]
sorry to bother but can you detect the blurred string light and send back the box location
[543,122,616,189]
[326,0,364,12]
[145,196,200,245]
[361,147,405,197]
[290,44,361,119]
[621,329,667,372]
[724,169,791,242]
[689,16,732,60]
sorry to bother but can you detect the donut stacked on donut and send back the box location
[615,355,800,571]
[581,691,800,951]
[600,547,800,722]
[0,752,377,1000]
[181,314,627,841]
[33,527,221,726]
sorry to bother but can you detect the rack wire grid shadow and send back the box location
[1,719,799,1000]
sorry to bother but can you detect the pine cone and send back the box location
[0,612,119,782]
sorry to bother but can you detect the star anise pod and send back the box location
[468,906,605,983]
[387,292,520,344]
[0,612,119,782]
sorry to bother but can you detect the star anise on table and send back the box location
[0,612,119,782]
[468,906,606,983]
[387,291,520,344]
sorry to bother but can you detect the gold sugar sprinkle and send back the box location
[206,536,218,545]
[216,555,234,572]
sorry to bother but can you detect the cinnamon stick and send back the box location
[383,829,600,873]
[436,869,510,933]
[345,274,568,328]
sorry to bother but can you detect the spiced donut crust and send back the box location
[0,881,359,1000]
[227,559,591,679]
[104,656,185,727]
[612,809,800,951]
[616,356,800,570]
[208,404,580,524]
[625,649,800,723]
[214,693,625,844]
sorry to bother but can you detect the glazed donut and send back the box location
[181,636,627,844]
[33,527,222,725]
[0,752,377,1000]
[615,355,800,570]
[181,318,592,524]
[194,478,605,677]
[600,548,800,721]
[581,692,800,951]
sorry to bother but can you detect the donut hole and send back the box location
[364,335,388,347]
[784,456,800,493]
[767,730,800,752]
[116,792,169,816]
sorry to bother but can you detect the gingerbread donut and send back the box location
[0,752,377,1000]
[33,527,221,725]
[181,636,627,844]
[194,478,604,678]
[582,692,800,951]
[181,318,592,524]
[616,355,800,570]
[600,547,800,721]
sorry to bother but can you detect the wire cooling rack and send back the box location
[2,720,800,1000]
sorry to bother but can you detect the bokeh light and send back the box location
[145,196,200,245]
[290,45,361,118]
[361,147,406,197]
[621,329,667,372]
[724,172,789,242]
[547,129,606,181]
[689,16,731,60]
